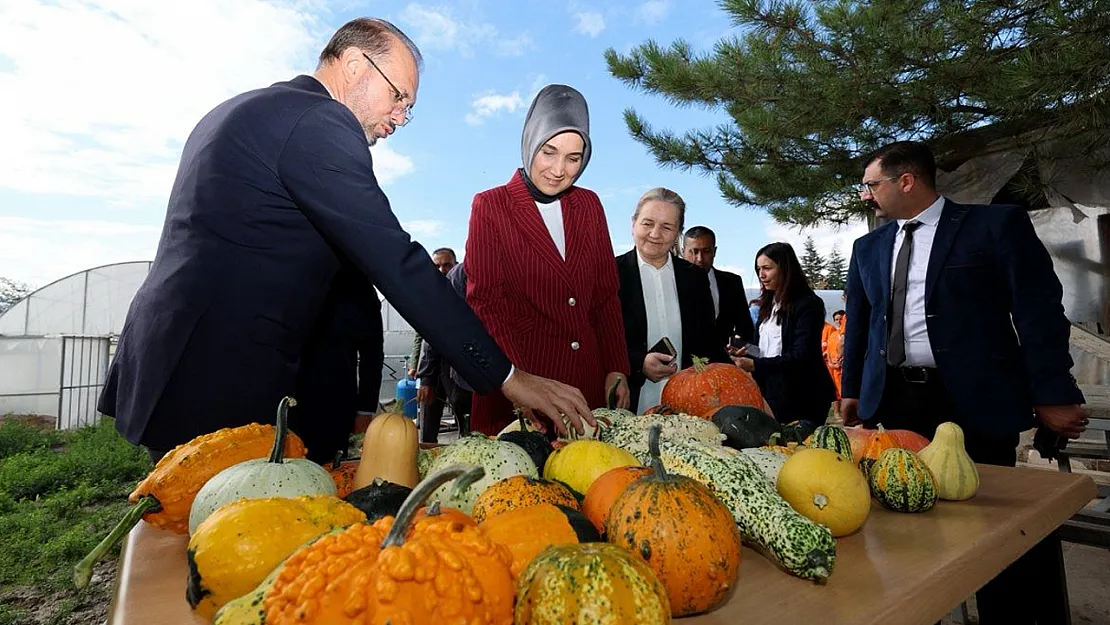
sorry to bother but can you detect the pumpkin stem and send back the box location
[766,432,783,447]
[691,356,708,373]
[73,494,162,588]
[269,396,296,464]
[381,464,484,548]
[646,424,669,479]
[812,493,829,510]
[331,449,343,471]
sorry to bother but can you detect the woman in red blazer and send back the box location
[465,84,631,434]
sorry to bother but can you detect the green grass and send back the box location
[0,417,152,590]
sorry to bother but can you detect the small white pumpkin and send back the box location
[917,422,980,501]
[423,435,536,513]
[188,397,336,533]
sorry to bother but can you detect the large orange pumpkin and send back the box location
[844,426,930,464]
[581,465,654,534]
[661,356,765,418]
[888,429,930,453]
[859,425,899,477]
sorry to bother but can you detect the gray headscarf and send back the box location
[520,84,592,191]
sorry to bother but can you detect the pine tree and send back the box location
[604,0,1110,225]
[800,237,827,289]
[0,277,31,314]
[825,247,847,291]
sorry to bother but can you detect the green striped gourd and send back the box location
[810,425,854,462]
[869,448,938,513]
[658,439,836,581]
[515,543,670,624]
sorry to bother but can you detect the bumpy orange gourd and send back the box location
[582,465,654,534]
[412,501,476,529]
[480,503,600,577]
[326,458,360,498]
[72,399,308,588]
[661,356,766,418]
[472,475,580,523]
[606,425,742,617]
[859,425,899,477]
[261,464,515,625]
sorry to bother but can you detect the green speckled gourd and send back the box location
[737,447,789,486]
[515,543,670,625]
[869,448,938,513]
[188,397,336,533]
[417,445,444,479]
[598,411,725,462]
[810,425,854,462]
[658,438,836,582]
[424,434,537,513]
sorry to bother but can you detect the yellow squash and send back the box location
[354,404,420,489]
[776,448,871,537]
[543,440,640,495]
[917,422,979,501]
[187,495,365,619]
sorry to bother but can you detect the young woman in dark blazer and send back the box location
[730,242,836,426]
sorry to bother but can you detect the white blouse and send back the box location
[758,304,783,358]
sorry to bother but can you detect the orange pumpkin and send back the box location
[412,501,476,530]
[661,356,766,418]
[479,503,600,577]
[859,425,899,477]
[261,465,515,625]
[845,426,930,463]
[888,429,930,453]
[606,425,742,616]
[581,465,654,534]
[326,458,359,498]
[472,475,579,523]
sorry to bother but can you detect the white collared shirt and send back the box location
[707,267,721,318]
[891,195,945,367]
[536,200,566,259]
[758,303,783,358]
[637,252,683,413]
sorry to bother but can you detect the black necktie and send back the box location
[888,221,922,367]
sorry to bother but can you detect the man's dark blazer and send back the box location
[615,250,726,410]
[750,291,837,424]
[291,265,381,463]
[842,199,1084,434]
[714,268,756,344]
[98,75,511,452]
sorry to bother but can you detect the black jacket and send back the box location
[616,251,727,410]
[713,268,756,345]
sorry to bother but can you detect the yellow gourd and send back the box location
[187,495,365,619]
[354,404,420,489]
[776,448,871,537]
[543,440,641,495]
[917,422,979,501]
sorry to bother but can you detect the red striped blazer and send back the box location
[465,171,630,433]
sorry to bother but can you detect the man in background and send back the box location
[416,262,473,440]
[682,226,755,347]
[842,140,1087,625]
[407,247,458,376]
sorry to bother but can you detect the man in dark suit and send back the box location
[682,226,756,346]
[417,262,473,440]
[97,17,593,461]
[841,140,1088,625]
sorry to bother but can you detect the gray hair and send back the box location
[318,18,424,71]
[633,187,686,233]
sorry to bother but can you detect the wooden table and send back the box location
[109,464,1096,625]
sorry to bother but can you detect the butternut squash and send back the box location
[354,403,420,489]
[917,422,979,501]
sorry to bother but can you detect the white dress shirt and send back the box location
[891,195,945,367]
[758,303,783,358]
[638,252,683,413]
[707,268,721,318]
[536,200,566,259]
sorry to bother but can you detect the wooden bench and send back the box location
[1056,387,1110,547]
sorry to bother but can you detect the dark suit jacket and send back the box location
[751,291,837,423]
[292,265,381,462]
[98,75,511,451]
[616,250,727,410]
[713,268,756,344]
[842,199,1084,434]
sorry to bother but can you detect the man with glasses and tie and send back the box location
[840,140,1087,625]
[98,17,595,464]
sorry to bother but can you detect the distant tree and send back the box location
[825,247,847,291]
[605,0,1110,226]
[0,277,31,315]
[800,237,827,288]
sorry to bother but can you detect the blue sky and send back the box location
[0,0,866,290]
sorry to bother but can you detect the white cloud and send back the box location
[401,219,445,237]
[573,11,606,37]
[637,0,672,24]
[0,0,349,202]
[465,91,525,126]
[397,4,531,58]
[759,216,869,284]
[0,216,161,287]
[370,140,416,186]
